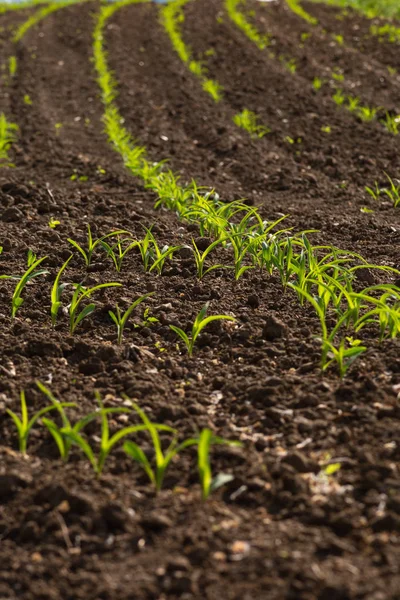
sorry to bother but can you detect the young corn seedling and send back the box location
[137,227,180,274]
[8,56,17,77]
[353,285,400,340]
[50,255,73,327]
[226,232,256,280]
[197,428,242,501]
[6,389,75,454]
[357,105,380,122]
[68,224,129,267]
[191,237,228,279]
[100,236,139,272]
[169,302,235,356]
[69,282,122,334]
[27,249,37,267]
[366,174,400,207]
[312,77,324,92]
[332,89,345,106]
[0,112,18,166]
[123,402,196,493]
[37,381,97,461]
[7,256,48,318]
[233,109,270,138]
[63,396,172,476]
[381,173,400,207]
[202,79,224,102]
[347,95,360,112]
[365,181,381,201]
[109,292,154,345]
[381,112,400,135]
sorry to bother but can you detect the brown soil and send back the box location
[0,1,399,599]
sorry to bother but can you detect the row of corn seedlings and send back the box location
[161,0,224,102]
[3,198,398,374]
[1,245,235,353]
[6,381,241,497]
[161,0,270,136]
[92,2,399,377]
[226,0,400,135]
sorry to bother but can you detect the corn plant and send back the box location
[37,381,97,461]
[5,256,48,318]
[109,292,154,344]
[312,77,324,91]
[357,105,379,122]
[233,109,270,138]
[6,390,74,454]
[353,285,400,340]
[197,428,241,501]
[368,173,400,208]
[68,224,129,267]
[170,302,235,356]
[332,89,345,106]
[365,181,381,201]
[182,197,249,239]
[123,402,196,492]
[381,175,400,208]
[69,282,122,334]
[347,95,360,112]
[50,255,73,327]
[226,232,257,280]
[202,79,224,102]
[63,397,172,475]
[191,237,229,279]
[280,56,297,74]
[100,236,139,272]
[136,227,180,274]
[381,112,400,135]
[8,56,17,77]
[0,113,18,166]
[149,171,196,212]
[290,284,366,377]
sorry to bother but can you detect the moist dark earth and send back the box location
[0,1,400,599]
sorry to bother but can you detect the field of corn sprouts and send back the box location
[0,0,400,598]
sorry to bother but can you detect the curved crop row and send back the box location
[161,0,224,102]
[161,0,269,137]
[12,0,85,43]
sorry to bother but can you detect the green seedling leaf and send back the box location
[6,389,75,454]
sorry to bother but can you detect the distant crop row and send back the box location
[226,0,400,135]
